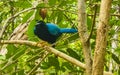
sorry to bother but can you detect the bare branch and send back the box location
[0,7,36,39]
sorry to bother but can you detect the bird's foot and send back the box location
[36,41,50,47]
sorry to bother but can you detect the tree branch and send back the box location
[0,7,36,39]
[92,0,112,75]
[0,40,85,69]
[27,51,49,75]
[0,40,112,75]
[78,0,92,75]
[87,4,97,41]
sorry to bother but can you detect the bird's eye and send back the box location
[37,22,41,25]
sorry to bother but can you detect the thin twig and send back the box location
[0,48,30,70]
[27,51,49,75]
[0,58,18,71]
[87,4,97,42]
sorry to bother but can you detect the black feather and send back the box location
[34,21,61,44]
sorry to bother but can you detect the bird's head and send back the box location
[36,20,45,26]
[34,20,47,32]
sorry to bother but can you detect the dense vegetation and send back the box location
[0,0,120,75]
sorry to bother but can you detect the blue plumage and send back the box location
[34,20,78,43]
[60,28,78,33]
[46,23,60,35]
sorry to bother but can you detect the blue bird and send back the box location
[34,20,78,44]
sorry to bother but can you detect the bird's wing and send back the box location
[60,28,78,33]
[46,23,60,35]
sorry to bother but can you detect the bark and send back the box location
[78,0,92,75]
[92,0,112,75]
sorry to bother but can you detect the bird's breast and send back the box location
[34,25,61,43]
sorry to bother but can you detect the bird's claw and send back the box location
[36,41,49,47]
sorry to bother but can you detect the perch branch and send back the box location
[0,40,85,69]
[0,40,113,75]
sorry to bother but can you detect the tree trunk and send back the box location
[78,0,92,75]
[92,0,112,75]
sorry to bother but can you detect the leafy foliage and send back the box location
[0,0,120,75]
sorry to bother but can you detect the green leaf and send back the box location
[12,46,26,60]
[0,55,5,60]
[67,48,80,60]
[49,11,57,22]
[57,12,63,24]
[87,17,92,30]
[60,66,66,72]
[1,60,16,72]
[27,51,42,62]
[41,62,51,69]
[49,0,56,6]
[37,3,46,8]
[48,56,60,70]
[27,20,36,40]
[22,11,34,23]
[112,53,120,64]
[115,47,120,53]
[109,29,115,35]
[117,20,120,26]
[64,33,79,45]
[62,62,73,71]
[67,33,79,41]
[27,19,40,42]
[18,69,25,75]
[14,1,32,8]
[12,69,25,75]
[6,44,17,59]
[35,9,41,20]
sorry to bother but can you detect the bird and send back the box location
[34,20,78,44]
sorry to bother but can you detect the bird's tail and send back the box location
[60,28,78,33]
